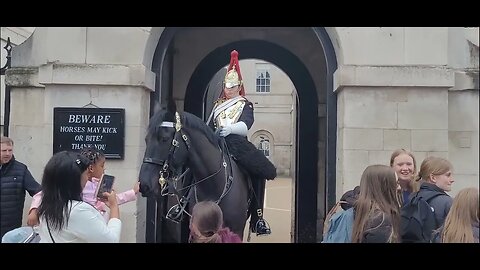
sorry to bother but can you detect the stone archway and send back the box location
[149,27,338,243]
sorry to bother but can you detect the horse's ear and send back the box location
[161,98,176,122]
[167,98,177,114]
[154,102,162,114]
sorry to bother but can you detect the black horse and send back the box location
[139,106,250,241]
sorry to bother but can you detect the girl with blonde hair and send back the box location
[390,149,418,206]
[432,187,479,243]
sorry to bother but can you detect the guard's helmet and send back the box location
[223,50,245,96]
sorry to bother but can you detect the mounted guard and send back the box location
[211,50,277,236]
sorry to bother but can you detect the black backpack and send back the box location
[400,192,444,243]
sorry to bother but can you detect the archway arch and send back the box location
[149,27,338,243]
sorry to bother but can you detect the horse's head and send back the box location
[139,108,190,197]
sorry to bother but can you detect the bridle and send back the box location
[142,111,234,223]
[143,112,190,189]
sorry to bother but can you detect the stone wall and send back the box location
[5,27,478,242]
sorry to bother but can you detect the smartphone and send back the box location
[96,174,115,200]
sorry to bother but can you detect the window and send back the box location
[257,137,270,158]
[256,70,271,93]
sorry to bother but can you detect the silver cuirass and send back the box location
[214,98,246,128]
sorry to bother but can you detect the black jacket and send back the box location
[362,211,395,243]
[416,182,452,229]
[0,156,41,238]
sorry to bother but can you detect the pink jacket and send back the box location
[30,177,137,220]
[189,226,242,243]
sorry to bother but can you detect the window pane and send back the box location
[266,78,270,86]
[266,71,270,78]
[266,86,270,92]
[257,138,271,157]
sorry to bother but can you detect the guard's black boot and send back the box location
[249,178,271,236]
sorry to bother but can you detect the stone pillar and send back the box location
[448,71,479,192]
[6,62,155,242]
[334,66,455,198]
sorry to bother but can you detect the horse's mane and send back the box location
[147,109,218,146]
[180,111,219,145]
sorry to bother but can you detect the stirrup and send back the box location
[252,218,271,236]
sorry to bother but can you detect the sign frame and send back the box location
[53,107,125,159]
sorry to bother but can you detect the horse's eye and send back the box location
[161,135,170,142]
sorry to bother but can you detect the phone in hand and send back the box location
[95,174,115,200]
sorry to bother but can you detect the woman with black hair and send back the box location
[37,151,121,243]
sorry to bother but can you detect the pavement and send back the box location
[243,177,293,243]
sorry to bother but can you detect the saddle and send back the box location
[219,137,254,207]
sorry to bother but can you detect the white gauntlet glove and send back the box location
[219,126,232,137]
[219,122,248,137]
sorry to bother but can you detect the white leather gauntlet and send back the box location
[219,121,248,137]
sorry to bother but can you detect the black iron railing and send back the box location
[1,37,12,136]
[0,37,12,75]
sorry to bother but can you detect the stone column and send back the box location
[6,62,155,242]
[334,66,455,198]
[448,71,479,192]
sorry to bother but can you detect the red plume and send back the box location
[225,50,245,97]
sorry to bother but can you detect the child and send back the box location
[27,147,139,225]
[189,201,242,243]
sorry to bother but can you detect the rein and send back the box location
[145,111,234,221]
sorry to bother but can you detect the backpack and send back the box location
[1,227,40,243]
[400,192,444,243]
[322,201,354,243]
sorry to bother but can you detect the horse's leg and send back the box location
[227,166,250,240]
